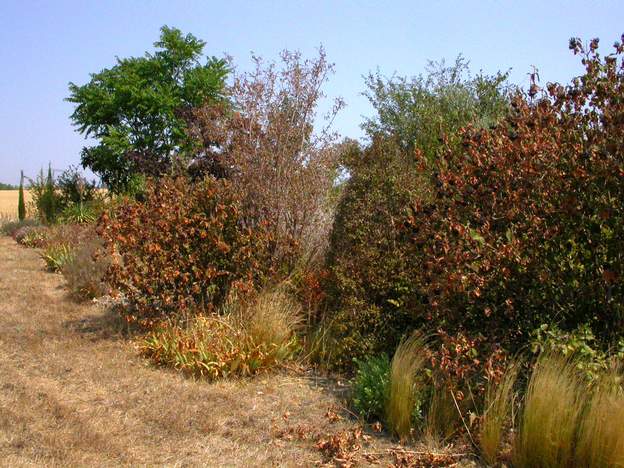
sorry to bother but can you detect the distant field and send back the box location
[0,190,32,218]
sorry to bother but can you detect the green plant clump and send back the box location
[40,244,75,272]
[352,354,391,422]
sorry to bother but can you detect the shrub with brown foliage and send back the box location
[62,238,111,300]
[324,60,510,367]
[407,36,624,348]
[97,176,282,324]
[186,49,343,268]
[325,36,624,368]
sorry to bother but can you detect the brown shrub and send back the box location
[186,49,343,269]
[62,237,111,300]
[97,176,284,325]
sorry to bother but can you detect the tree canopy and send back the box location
[362,56,512,161]
[67,26,230,192]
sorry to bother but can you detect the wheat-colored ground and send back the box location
[0,190,32,218]
[0,236,369,466]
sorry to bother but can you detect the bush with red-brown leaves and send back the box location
[408,36,624,350]
[97,176,284,325]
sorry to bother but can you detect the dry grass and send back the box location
[0,190,32,218]
[0,236,401,466]
[513,353,585,468]
[240,289,303,353]
[479,362,519,465]
[576,366,624,467]
[425,384,461,442]
[386,332,429,440]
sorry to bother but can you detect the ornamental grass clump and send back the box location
[575,365,624,468]
[479,361,519,465]
[385,332,428,440]
[141,290,302,380]
[513,353,585,468]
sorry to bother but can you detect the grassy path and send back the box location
[0,237,354,466]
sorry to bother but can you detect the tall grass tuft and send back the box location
[576,365,624,467]
[61,238,111,300]
[385,332,428,440]
[240,289,302,358]
[425,384,460,442]
[480,361,519,465]
[513,353,585,468]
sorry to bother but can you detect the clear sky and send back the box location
[1,0,622,184]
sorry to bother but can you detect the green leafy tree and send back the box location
[362,56,511,159]
[67,26,230,192]
[18,171,26,221]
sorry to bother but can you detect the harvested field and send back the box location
[0,190,32,218]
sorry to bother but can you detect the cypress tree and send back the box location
[43,163,56,223]
[18,170,26,221]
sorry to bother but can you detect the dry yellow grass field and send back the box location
[0,190,32,218]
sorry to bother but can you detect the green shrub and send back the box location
[56,165,97,209]
[531,323,624,382]
[98,176,286,325]
[29,165,62,224]
[352,354,390,421]
[323,138,431,366]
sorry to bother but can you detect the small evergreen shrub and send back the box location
[18,174,26,221]
[352,354,390,422]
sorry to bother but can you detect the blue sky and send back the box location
[1,0,622,184]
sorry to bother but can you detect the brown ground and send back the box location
[0,236,375,466]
